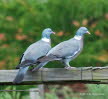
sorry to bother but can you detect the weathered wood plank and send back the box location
[82,69,92,80]
[42,68,81,81]
[0,70,42,84]
[24,70,42,82]
[93,68,108,80]
[0,67,108,85]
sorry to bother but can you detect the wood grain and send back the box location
[0,67,108,85]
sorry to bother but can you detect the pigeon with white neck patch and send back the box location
[13,28,55,84]
[32,27,90,71]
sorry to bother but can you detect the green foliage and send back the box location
[0,85,36,99]
[0,0,108,69]
[0,0,108,98]
[1,84,108,99]
[45,84,108,99]
[0,86,21,99]
[83,84,108,99]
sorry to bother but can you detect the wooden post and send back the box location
[38,84,45,99]
[29,88,40,99]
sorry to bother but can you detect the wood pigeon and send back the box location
[32,27,90,71]
[13,28,55,84]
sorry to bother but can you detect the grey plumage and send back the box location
[16,40,51,69]
[13,28,54,84]
[32,27,90,71]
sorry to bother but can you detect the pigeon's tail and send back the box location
[13,66,29,84]
[32,62,48,72]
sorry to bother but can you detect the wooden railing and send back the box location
[0,67,108,85]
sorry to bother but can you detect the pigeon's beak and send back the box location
[52,32,55,34]
[86,31,90,34]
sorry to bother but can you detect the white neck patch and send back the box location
[74,35,82,40]
[42,38,50,42]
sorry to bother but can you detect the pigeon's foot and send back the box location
[82,66,92,70]
[92,66,108,70]
[65,66,76,70]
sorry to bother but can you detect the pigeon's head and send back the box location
[42,28,55,39]
[76,27,90,36]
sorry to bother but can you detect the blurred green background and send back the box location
[0,0,108,99]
